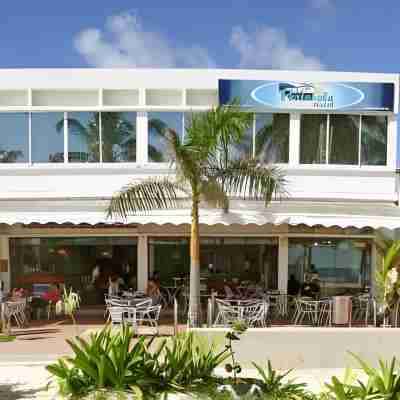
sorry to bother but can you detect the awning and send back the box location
[1,199,400,229]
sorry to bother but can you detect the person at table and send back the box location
[146,278,161,304]
[108,274,122,296]
[42,283,61,303]
[287,274,300,296]
[300,276,320,299]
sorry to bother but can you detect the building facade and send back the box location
[0,68,398,303]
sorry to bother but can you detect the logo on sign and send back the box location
[251,82,365,110]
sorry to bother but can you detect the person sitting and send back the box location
[146,278,161,305]
[287,274,300,296]
[108,275,120,296]
[300,276,320,299]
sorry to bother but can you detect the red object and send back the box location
[42,289,61,303]
[17,273,65,285]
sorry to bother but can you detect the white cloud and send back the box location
[75,11,215,68]
[230,25,323,70]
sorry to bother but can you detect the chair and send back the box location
[294,298,325,326]
[243,301,269,327]
[213,299,241,327]
[126,304,162,334]
[352,295,376,326]
[4,301,27,328]
[108,306,125,324]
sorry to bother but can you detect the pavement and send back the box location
[0,315,364,399]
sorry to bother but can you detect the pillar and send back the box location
[137,235,148,292]
[0,236,10,292]
[371,241,379,298]
[278,236,289,293]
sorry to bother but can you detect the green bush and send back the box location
[324,353,400,400]
[47,325,229,398]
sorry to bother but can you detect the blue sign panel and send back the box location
[219,80,394,112]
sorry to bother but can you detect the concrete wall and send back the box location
[193,327,400,369]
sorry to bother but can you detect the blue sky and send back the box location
[0,0,398,72]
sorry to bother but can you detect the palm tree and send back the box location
[107,103,287,326]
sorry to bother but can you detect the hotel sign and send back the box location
[219,79,395,112]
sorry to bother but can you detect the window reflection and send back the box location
[255,113,289,163]
[148,112,183,162]
[300,114,327,164]
[32,113,64,163]
[101,112,136,162]
[67,112,100,162]
[0,113,28,163]
[361,116,387,166]
[328,115,359,165]
[289,238,371,295]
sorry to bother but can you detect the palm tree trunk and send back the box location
[189,197,201,327]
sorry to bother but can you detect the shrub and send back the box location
[47,325,229,398]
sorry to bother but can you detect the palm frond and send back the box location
[107,178,187,219]
[215,159,287,205]
[199,178,229,211]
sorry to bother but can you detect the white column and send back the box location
[371,241,379,298]
[0,237,10,292]
[278,236,289,293]
[137,235,148,292]
[288,113,300,165]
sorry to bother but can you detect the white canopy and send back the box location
[1,199,400,229]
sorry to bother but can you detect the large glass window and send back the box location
[255,113,289,163]
[148,112,183,162]
[67,112,100,162]
[149,237,278,290]
[289,238,371,296]
[230,119,254,161]
[10,237,137,305]
[31,113,64,163]
[0,113,28,163]
[101,112,137,162]
[361,116,387,166]
[328,115,359,165]
[300,114,327,164]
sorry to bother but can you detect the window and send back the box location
[300,115,327,164]
[148,112,183,162]
[288,238,371,290]
[31,113,64,163]
[361,116,387,166]
[101,112,137,162]
[255,113,289,163]
[300,114,387,166]
[329,115,359,165]
[67,112,100,162]
[230,122,254,161]
[0,113,28,163]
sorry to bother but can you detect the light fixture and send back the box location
[314,242,319,246]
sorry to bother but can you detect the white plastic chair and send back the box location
[108,306,125,325]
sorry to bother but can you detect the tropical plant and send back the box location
[224,321,248,384]
[46,324,149,398]
[63,287,81,330]
[252,360,313,400]
[107,102,286,326]
[324,353,400,400]
[375,240,400,325]
[47,326,229,399]
[0,149,24,162]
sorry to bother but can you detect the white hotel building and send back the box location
[0,68,398,304]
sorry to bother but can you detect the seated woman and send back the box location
[146,278,161,304]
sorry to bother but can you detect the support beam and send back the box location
[137,235,148,292]
[278,236,289,293]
